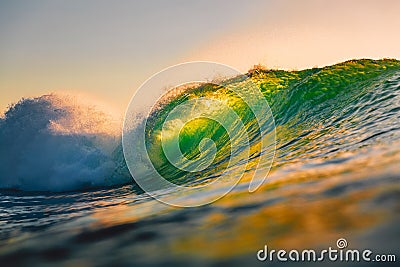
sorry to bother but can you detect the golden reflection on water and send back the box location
[169,167,398,259]
[88,141,399,260]
[170,189,386,259]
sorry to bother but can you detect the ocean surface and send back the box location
[0,59,399,266]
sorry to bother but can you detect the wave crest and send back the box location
[0,94,130,192]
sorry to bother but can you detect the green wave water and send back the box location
[131,59,400,188]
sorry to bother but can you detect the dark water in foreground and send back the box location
[0,59,399,266]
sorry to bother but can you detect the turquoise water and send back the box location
[0,59,399,266]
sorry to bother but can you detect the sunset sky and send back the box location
[1,0,399,115]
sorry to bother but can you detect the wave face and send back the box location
[0,95,130,192]
[138,59,400,188]
[255,59,400,168]
[1,59,399,193]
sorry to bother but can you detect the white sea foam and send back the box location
[0,94,130,192]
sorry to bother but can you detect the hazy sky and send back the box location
[1,0,399,114]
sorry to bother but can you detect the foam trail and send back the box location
[0,94,131,192]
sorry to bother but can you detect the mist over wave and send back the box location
[0,94,131,192]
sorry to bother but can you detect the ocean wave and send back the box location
[139,59,400,186]
[1,59,399,193]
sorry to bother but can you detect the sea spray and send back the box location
[0,94,130,191]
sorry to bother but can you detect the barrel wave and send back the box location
[1,59,399,193]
